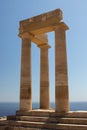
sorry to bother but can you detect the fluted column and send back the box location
[20,38,32,111]
[39,45,50,109]
[55,24,69,113]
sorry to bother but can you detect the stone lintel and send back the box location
[38,44,51,48]
[19,22,69,38]
[19,9,62,34]
[20,9,62,27]
[19,32,48,46]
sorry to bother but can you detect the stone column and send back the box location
[39,45,50,109]
[55,24,69,113]
[20,38,32,111]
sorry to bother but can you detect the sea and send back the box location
[0,102,87,117]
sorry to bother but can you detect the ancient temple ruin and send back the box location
[0,9,87,130]
[18,9,69,113]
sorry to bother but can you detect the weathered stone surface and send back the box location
[16,110,87,118]
[39,46,50,109]
[1,111,87,130]
[0,126,39,130]
[55,24,69,113]
[19,9,62,35]
[20,9,62,25]
[0,117,6,120]
[20,38,32,111]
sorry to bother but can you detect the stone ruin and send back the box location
[0,9,87,130]
[19,8,69,113]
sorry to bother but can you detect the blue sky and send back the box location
[0,0,87,103]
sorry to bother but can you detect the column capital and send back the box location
[18,32,34,39]
[38,43,51,49]
[55,22,69,31]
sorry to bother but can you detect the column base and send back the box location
[20,99,32,111]
[55,99,69,113]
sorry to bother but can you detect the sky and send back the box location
[0,0,87,103]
